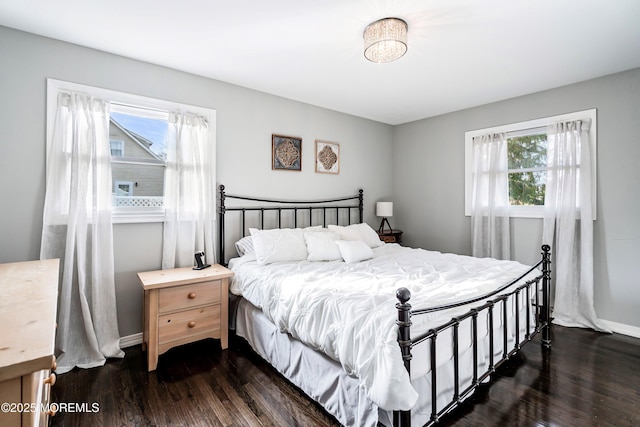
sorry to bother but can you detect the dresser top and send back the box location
[138,264,233,290]
[0,258,59,381]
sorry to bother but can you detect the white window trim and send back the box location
[110,138,125,157]
[114,181,134,196]
[464,109,597,219]
[46,78,216,224]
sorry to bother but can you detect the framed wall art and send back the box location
[315,140,340,174]
[272,134,302,171]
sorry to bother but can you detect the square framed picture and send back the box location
[272,134,302,171]
[315,140,340,174]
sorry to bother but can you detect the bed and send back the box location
[218,185,551,427]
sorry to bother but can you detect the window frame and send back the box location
[46,78,216,224]
[464,109,597,219]
[110,138,124,157]
[114,181,134,196]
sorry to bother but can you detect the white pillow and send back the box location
[249,228,308,265]
[328,223,384,248]
[234,235,254,256]
[304,231,342,262]
[335,240,374,263]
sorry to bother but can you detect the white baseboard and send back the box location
[602,320,640,339]
[120,332,143,348]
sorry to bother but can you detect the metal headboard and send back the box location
[217,185,363,265]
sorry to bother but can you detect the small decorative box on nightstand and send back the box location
[138,264,234,371]
[377,229,403,244]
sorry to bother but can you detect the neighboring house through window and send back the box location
[109,105,167,213]
[46,79,216,223]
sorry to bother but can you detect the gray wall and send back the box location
[1,24,637,337]
[0,26,393,337]
[393,68,640,330]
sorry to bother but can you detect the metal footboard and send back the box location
[394,245,552,427]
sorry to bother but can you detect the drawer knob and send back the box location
[188,321,196,328]
[188,292,196,299]
[44,373,57,386]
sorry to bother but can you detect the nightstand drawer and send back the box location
[158,280,220,313]
[159,305,221,343]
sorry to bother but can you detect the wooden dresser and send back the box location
[138,264,234,371]
[0,259,59,427]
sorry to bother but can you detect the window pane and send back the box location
[508,171,546,206]
[507,134,547,169]
[110,112,167,160]
[110,139,124,157]
[115,181,133,196]
[109,110,167,208]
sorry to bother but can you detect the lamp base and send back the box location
[378,218,392,234]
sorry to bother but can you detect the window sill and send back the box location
[508,206,545,219]
[465,206,544,219]
[113,208,165,224]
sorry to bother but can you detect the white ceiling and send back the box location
[1,0,639,125]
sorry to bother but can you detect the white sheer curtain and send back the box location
[162,112,216,269]
[542,119,609,332]
[40,92,124,374]
[471,133,511,259]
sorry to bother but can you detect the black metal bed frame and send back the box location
[394,245,551,426]
[217,185,552,427]
[218,184,363,264]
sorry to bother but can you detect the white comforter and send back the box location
[229,243,538,411]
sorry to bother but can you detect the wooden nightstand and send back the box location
[138,264,234,371]
[378,229,403,244]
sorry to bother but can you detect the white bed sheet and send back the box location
[229,243,539,412]
[235,298,380,427]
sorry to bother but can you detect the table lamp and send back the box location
[376,202,393,233]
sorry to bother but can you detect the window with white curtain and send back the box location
[465,109,597,218]
[46,79,216,223]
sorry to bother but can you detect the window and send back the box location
[109,104,168,213]
[507,128,547,207]
[46,79,215,223]
[114,181,134,196]
[110,139,124,157]
[465,109,596,218]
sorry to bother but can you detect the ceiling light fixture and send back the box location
[363,17,408,63]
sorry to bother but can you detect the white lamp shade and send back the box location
[376,202,393,217]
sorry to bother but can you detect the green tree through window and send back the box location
[507,133,547,206]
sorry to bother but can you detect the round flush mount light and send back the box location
[363,17,408,63]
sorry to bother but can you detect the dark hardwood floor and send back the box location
[50,326,640,427]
